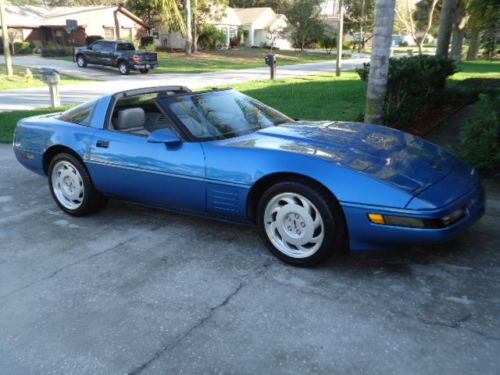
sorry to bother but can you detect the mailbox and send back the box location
[41,68,60,84]
[40,68,61,107]
[264,54,276,66]
[264,54,277,79]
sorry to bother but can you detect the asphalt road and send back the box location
[1,143,499,375]
[1,56,369,111]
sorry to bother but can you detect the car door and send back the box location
[99,42,115,66]
[86,41,102,64]
[87,125,206,213]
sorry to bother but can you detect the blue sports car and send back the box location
[13,86,485,266]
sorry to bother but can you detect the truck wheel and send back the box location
[118,61,130,75]
[139,68,149,74]
[76,55,87,68]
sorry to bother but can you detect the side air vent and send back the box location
[207,185,242,215]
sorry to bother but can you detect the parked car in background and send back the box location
[74,40,158,75]
[13,86,485,266]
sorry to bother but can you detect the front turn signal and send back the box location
[368,213,385,225]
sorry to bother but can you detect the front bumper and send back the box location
[342,182,485,250]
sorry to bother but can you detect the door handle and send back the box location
[96,140,109,148]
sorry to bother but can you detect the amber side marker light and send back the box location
[368,213,385,225]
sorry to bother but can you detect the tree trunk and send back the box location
[0,0,13,77]
[192,0,198,53]
[185,0,192,56]
[450,25,464,62]
[364,0,396,124]
[466,28,480,60]
[436,0,458,56]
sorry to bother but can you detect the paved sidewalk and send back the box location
[1,56,368,111]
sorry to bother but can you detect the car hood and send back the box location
[224,121,457,194]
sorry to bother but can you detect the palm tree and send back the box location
[154,0,187,45]
[364,0,396,124]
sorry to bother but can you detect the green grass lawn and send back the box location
[1,59,498,144]
[451,60,500,81]
[153,48,340,74]
[0,106,70,143]
[46,48,341,74]
[0,64,92,90]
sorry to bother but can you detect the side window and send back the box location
[101,42,114,52]
[110,93,178,136]
[91,41,103,51]
[57,101,97,126]
[116,43,135,51]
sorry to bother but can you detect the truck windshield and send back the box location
[163,90,292,140]
[116,43,135,51]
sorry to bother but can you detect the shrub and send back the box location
[14,42,35,55]
[140,36,154,48]
[85,35,103,45]
[41,46,74,57]
[356,55,457,124]
[319,36,336,54]
[0,40,35,55]
[399,41,409,47]
[459,93,500,174]
[198,25,226,50]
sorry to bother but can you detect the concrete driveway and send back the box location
[1,143,499,374]
[2,56,369,111]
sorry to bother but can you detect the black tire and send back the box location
[48,153,107,216]
[76,55,87,68]
[118,61,130,75]
[139,68,150,74]
[256,180,347,267]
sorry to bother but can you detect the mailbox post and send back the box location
[41,68,61,108]
[264,54,277,80]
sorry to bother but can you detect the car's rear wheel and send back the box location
[118,61,130,75]
[76,55,87,68]
[257,180,346,267]
[139,68,149,74]
[48,153,107,216]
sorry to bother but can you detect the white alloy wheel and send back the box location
[51,160,85,210]
[264,192,325,258]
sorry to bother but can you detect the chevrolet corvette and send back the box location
[13,86,485,266]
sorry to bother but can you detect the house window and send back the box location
[103,27,115,39]
[122,27,133,40]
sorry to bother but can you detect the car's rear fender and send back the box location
[14,117,95,176]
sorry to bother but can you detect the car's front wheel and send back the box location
[118,61,130,75]
[48,153,107,216]
[76,55,87,68]
[257,180,346,267]
[139,68,149,74]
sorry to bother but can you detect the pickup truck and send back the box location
[74,40,158,75]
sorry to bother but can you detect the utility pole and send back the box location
[0,0,13,77]
[336,0,344,76]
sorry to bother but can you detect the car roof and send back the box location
[112,86,233,98]
[93,39,132,44]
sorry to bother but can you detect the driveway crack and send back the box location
[127,260,274,375]
[0,236,138,300]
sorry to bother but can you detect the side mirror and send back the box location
[147,128,182,146]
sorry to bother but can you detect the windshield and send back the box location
[164,90,292,140]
